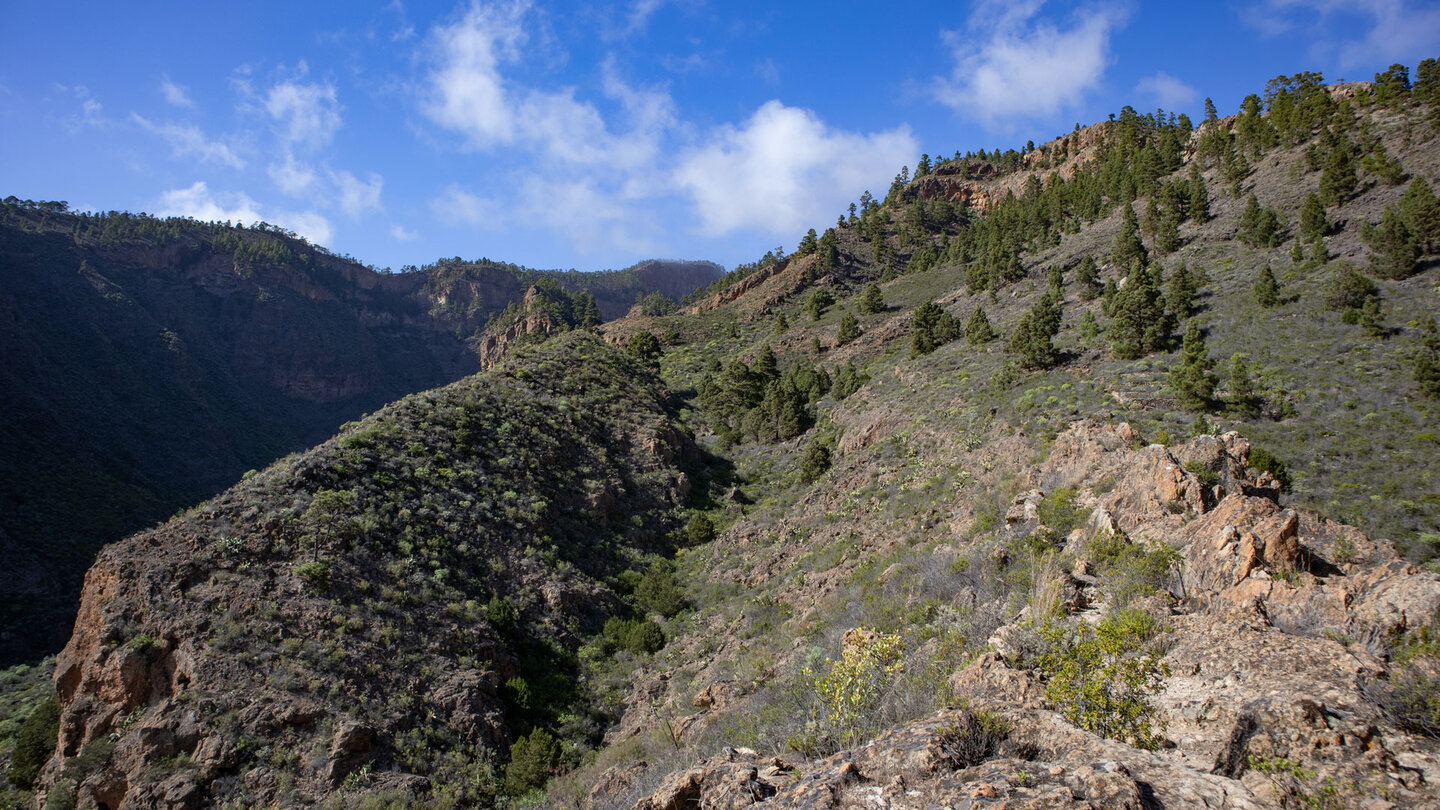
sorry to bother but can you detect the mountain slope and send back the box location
[0,203,720,664]
[32,332,706,808]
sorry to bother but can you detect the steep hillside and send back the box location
[0,203,720,664]
[26,332,711,808]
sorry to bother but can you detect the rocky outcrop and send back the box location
[623,422,1440,809]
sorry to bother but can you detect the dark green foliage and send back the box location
[1364,207,1420,279]
[1416,317,1440,399]
[858,283,885,314]
[634,562,687,617]
[505,728,560,796]
[800,440,831,483]
[1006,294,1062,370]
[910,301,962,357]
[1109,264,1173,360]
[965,307,997,345]
[1249,447,1291,489]
[796,228,819,256]
[484,597,519,634]
[1320,144,1358,205]
[1076,256,1102,301]
[1360,140,1407,186]
[1299,193,1329,244]
[1400,177,1440,251]
[832,363,870,400]
[1079,312,1102,345]
[1238,194,1284,248]
[697,352,829,445]
[1254,264,1280,308]
[627,331,663,366]
[1110,204,1147,271]
[601,617,665,654]
[1323,264,1378,313]
[1187,163,1210,222]
[931,709,1011,769]
[1168,323,1217,412]
[7,697,60,789]
[1357,296,1387,338]
[1167,260,1198,318]
[1037,488,1085,536]
[836,312,861,346]
[684,513,716,545]
[1224,354,1261,419]
[807,288,836,320]
[638,291,677,317]
[1374,63,1412,106]
[1047,265,1064,297]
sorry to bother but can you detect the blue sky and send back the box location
[3,1,1438,273]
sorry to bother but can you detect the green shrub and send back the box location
[808,630,906,747]
[1183,460,1219,490]
[7,697,60,789]
[293,560,330,591]
[800,440,832,484]
[1037,619,1168,749]
[684,513,716,545]
[601,617,665,654]
[1248,447,1291,489]
[1036,488,1084,536]
[504,728,559,796]
[634,564,687,617]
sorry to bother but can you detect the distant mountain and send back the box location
[0,202,721,664]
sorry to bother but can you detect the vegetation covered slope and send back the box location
[25,332,713,808]
[0,202,719,665]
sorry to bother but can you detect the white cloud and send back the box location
[160,76,194,108]
[935,1,1126,126]
[624,0,669,34]
[1253,0,1440,68]
[432,183,503,228]
[333,170,384,218]
[673,100,916,238]
[422,0,528,148]
[1135,72,1197,110]
[391,224,418,241]
[265,80,343,149]
[268,155,318,195]
[156,181,332,245]
[133,114,245,169]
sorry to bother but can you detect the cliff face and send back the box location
[35,333,701,809]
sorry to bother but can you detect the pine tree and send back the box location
[774,312,789,334]
[1415,316,1440,399]
[1111,204,1147,270]
[1168,260,1197,317]
[1076,255,1103,301]
[1169,322,1216,411]
[836,312,861,346]
[965,306,996,345]
[1204,97,1218,123]
[1109,263,1172,360]
[1047,266,1064,298]
[1254,263,1280,308]
[1007,293,1062,370]
[1319,144,1358,205]
[1357,296,1386,338]
[1299,192,1328,244]
[797,228,818,256]
[1399,176,1440,251]
[754,344,779,380]
[806,288,835,320]
[1079,311,1101,345]
[1187,163,1210,222]
[1224,353,1261,419]
[1238,194,1282,248]
[858,283,885,314]
[910,301,960,357]
[1365,206,1420,279]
